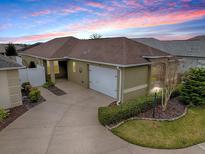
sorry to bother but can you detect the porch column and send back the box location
[49,60,55,83]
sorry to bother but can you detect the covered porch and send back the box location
[46,60,68,83]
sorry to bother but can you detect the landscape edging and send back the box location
[106,107,188,130]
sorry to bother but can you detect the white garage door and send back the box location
[89,65,117,98]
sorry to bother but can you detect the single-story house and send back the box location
[20,37,176,103]
[0,55,24,109]
[134,36,205,73]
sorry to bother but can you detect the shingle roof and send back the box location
[134,38,205,58]
[0,55,23,70]
[21,36,172,66]
[21,36,79,59]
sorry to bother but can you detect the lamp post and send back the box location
[152,92,157,118]
[151,87,161,118]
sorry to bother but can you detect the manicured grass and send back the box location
[112,106,205,149]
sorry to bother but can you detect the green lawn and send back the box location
[112,106,205,149]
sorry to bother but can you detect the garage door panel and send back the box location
[89,65,117,98]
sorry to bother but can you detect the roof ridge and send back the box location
[51,37,80,58]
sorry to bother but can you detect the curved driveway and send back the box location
[0,80,205,154]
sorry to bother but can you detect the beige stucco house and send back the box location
[0,55,24,109]
[20,37,176,103]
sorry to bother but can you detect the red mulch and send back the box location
[0,105,28,131]
[138,98,186,120]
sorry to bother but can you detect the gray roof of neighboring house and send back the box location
[134,37,205,58]
[0,55,24,70]
[0,44,27,54]
[21,36,172,66]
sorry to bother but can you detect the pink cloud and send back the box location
[86,2,105,8]
[0,32,73,43]
[31,10,51,17]
[62,6,90,14]
[67,10,205,32]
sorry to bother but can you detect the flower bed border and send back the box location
[106,107,188,130]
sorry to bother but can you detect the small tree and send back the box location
[161,61,179,111]
[29,61,36,68]
[90,33,102,39]
[5,43,18,56]
[152,59,179,111]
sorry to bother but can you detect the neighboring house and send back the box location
[20,37,176,102]
[0,55,24,109]
[134,36,205,72]
[0,44,27,55]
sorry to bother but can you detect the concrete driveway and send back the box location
[0,80,205,154]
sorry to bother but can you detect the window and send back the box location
[47,61,60,75]
[72,62,76,73]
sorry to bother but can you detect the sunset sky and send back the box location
[0,0,205,43]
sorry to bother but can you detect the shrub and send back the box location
[98,95,157,126]
[180,68,205,106]
[21,82,30,89]
[43,80,54,88]
[0,108,9,121]
[21,82,32,95]
[29,88,40,102]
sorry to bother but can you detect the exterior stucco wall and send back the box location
[67,60,89,88]
[122,65,149,102]
[0,70,22,109]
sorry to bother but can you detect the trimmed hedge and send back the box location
[98,95,156,126]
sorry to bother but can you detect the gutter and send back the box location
[0,66,25,71]
[142,55,173,59]
[19,53,152,67]
[116,66,122,105]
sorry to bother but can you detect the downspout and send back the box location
[117,66,122,105]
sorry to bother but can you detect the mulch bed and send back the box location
[22,95,46,109]
[46,86,66,96]
[0,105,28,131]
[0,90,46,131]
[137,98,186,120]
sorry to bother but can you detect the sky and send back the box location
[0,0,205,43]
